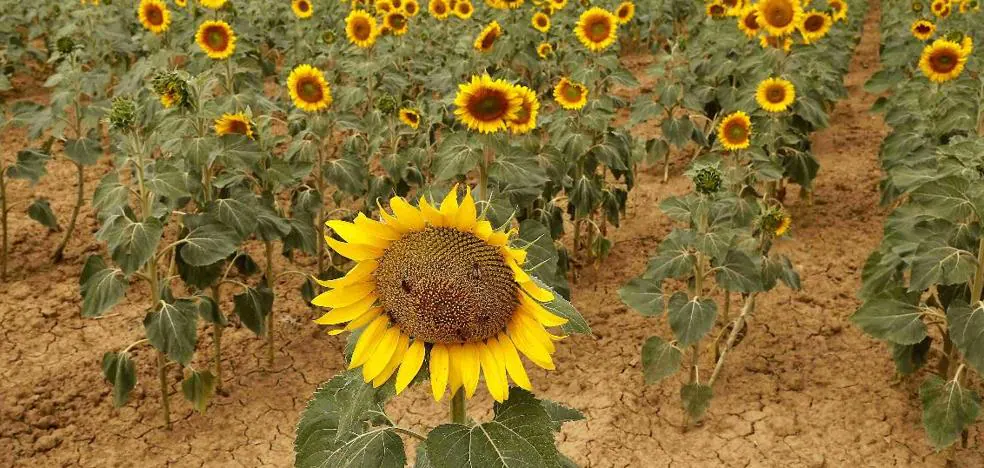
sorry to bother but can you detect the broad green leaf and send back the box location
[433,133,482,180]
[64,136,102,166]
[180,223,239,266]
[667,292,717,346]
[233,284,273,335]
[27,199,60,231]
[182,370,216,414]
[712,250,764,293]
[696,230,733,260]
[891,337,932,376]
[908,243,976,292]
[659,195,695,223]
[909,177,980,220]
[920,376,981,450]
[324,153,368,196]
[208,197,258,239]
[641,336,682,384]
[101,351,137,407]
[851,295,927,345]
[534,277,590,335]
[145,162,190,200]
[540,399,585,432]
[97,216,164,275]
[196,295,227,325]
[144,299,199,365]
[661,116,693,149]
[619,278,664,316]
[518,220,568,297]
[947,301,984,374]
[644,230,696,281]
[92,173,129,216]
[681,383,713,421]
[5,149,50,183]
[80,255,127,318]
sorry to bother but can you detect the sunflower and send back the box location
[756,78,796,112]
[175,0,187,7]
[829,0,847,21]
[799,10,832,43]
[615,1,635,23]
[384,11,409,35]
[429,0,452,18]
[376,0,394,12]
[474,21,503,53]
[453,75,522,134]
[961,36,973,55]
[930,0,946,14]
[502,0,525,8]
[575,7,618,52]
[287,64,333,112]
[919,39,969,82]
[346,10,379,48]
[553,77,588,110]
[717,111,752,151]
[722,0,744,15]
[760,33,793,51]
[195,20,236,60]
[911,19,935,40]
[706,1,728,18]
[399,108,421,129]
[214,113,255,139]
[392,0,404,9]
[453,0,474,18]
[549,0,567,12]
[776,216,792,237]
[138,0,170,34]
[199,0,226,9]
[507,85,539,135]
[532,12,551,32]
[757,0,802,35]
[738,7,761,37]
[536,42,554,59]
[404,0,421,15]
[314,187,569,402]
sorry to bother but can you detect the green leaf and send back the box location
[324,152,368,196]
[920,376,981,450]
[619,278,664,316]
[143,299,199,365]
[712,251,764,293]
[233,285,273,335]
[64,136,102,166]
[947,301,984,374]
[181,370,217,414]
[92,173,129,216]
[540,400,585,432]
[196,295,227,325]
[534,277,590,335]
[208,197,258,239]
[97,216,164,276]
[908,243,977,292]
[101,351,137,407]
[80,255,127,318]
[667,292,717,347]
[425,388,560,468]
[681,383,713,421]
[641,336,682,384]
[179,223,239,266]
[891,337,932,376]
[6,149,50,183]
[27,199,60,231]
[145,162,190,200]
[644,231,696,281]
[909,177,981,220]
[661,116,693,149]
[433,133,482,180]
[851,294,927,345]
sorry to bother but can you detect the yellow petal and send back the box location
[377,200,410,234]
[459,342,481,398]
[349,315,390,369]
[326,220,390,249]
[515,312,556,353]
[315,260,378,289]
[520,294,568,327]
[474,220,494,240]
[447,345,463,394]
[311,282,376,309]
[395,339,426,394]
[419,196,446,227]
[390,197,426,231]
[430,343,450,401]
[507,247,528,265]
[313,295,377,325]
[488,230,509,247]
[326,329,345,336]
[362,326,401,382]
[344,306,382,331]
[326,237,384,261]
[508,320,555,370]
[455,187,478,231]
[373,332,410,388]
[439,186,460,222]
[495,335,532,390]
[510,260,532,284]
[478,341,507,402]
[521,280,555,302]
[354,213,401,240]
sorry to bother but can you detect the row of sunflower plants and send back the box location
[620,0,865,425]
[853,0,982,453]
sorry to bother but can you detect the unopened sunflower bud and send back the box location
[692,167,722,195]
[377,93,398,114]
[108,96,137,131]
[911,0,923,11]
[151,71,190,109]
[56,37,75,54]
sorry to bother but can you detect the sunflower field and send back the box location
[1,0,983,465]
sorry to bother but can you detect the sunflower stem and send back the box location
[265,239,276,368]
[210,284,224,393]
[478,143,493,202]
[450,390,467,425]
[157,350,172,430]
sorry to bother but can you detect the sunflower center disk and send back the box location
[470,92,508,121]
[727,123,747,141]
[931,51,957,72]
[804,16,824,32]
[374,227,519,344]
[147,7,163,25]
[207,29,227,49]
[767,86,786,103]
[588,20,610,41]
[766,2,794,27]
[299,79,323,102]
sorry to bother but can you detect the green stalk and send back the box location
[157,350,171,430]
[210,284,224,393]
[52,162,84,262]
[450,390,466,424]
[265,240,275,367]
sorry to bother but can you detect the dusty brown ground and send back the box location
[2,2,983,467]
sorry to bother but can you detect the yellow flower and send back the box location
[755,77,796,112]
[798,10,832,43]
[615,2,635,23]
[919,39,969,83]
[292,0,314,18]
[453,0,474,18]
[961,36,973,55]
[706,1,728,18]
[829,0,848,21]
[314,187,569,402]
[502,0,525,8]
[175,0,187,7]
[722,0,744,15]
[548,0,567,12]
[717,111,752,151]
[759,34,793,51]
[536,42,554,59]
[346,10,379,48]
[376,0,394,13]
[214,113,255,139]
[532,12,551,32]
[737,6,761,37]
[287,64,333,112]
[399,108,421,129]
[138,0,170,34]
[507,85,539,135]
[195,20,236,60]
[199,0,227,9]
[757,0,802,36]
[776,216,792,236]
[553,77,588,110]
[575,7,618,52]
[429,0,452,18]
[384,11,409,35]
[453,75,522,134]
[474,21,503,53]
[910,19,935,41]
[403,0,421,15]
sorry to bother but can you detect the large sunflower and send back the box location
[214,113,255,139]
[757,0,802,36]
[532,12,551,32]
[799,10,832,43]
[615,2,636,23]
[346,10,379,48]
[536,42,554,59]
[737,6,761,37]
[138,0,170,34]
[717,111,752,151]
[575,7,618,52]
[429,0,452,18]
[376,0,394,13]
[919,39,969,83]
[553,77,588,110]
[404,0,421,15]
[507,85,540,135]
[399,108,421,129]
[453,74,522,134]
[474,21,503,53]
[287,64,333,112]
[200,0,227,9]
[195,20,236,60]
[453,0,474,18]
[755,77,796,112]
[314,188,568,402]
[829,0,848,21]
[384,11,409,36]
[292,0,314,18]
[911,19,934,41]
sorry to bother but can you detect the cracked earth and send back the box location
[2,1,983,466]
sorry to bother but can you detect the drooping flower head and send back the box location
[474,21,503,52]
[214,113,255,139]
